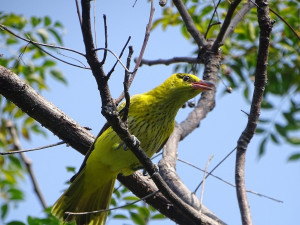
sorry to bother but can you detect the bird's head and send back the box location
[170,73,214,92]
[162,73,214,100]
[148,73,215,110]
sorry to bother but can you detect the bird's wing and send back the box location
[70,103,127,182]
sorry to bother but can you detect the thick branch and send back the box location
[235,1,272,225]
[0,66,94,155]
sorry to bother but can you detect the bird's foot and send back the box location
[114,135,140,151]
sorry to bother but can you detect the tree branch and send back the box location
[0,65,94,155]
[172,0,207,48]
[235,1,273,224]
[211,0,242,52]
[138,56,200,67]
[221,1,255,44]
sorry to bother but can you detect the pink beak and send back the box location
[192,80,215,91]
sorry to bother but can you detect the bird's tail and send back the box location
[51,168,116,225]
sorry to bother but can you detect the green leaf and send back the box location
[44,16,51,26]
[261,100,273,109]
[48,28,63,45]
[14,108,25,118]
[137,206,150,219]
[270,133,280,144]
[255,127,264,134]
[7,188,24,200]
[21,127,30,140]
[54,21,63,28]
[151,213,166,219]
[287,137,300,145]
[113,214,128,219]
[258,118,270,123]
[123,196,140,201]
[6,221,26,225]
[247,22,256,41]
[6,37,18,45]
[66,166,76,173]
[24,116,35,126]
[259,137,268,156]
[30,17,41,27]
[43,60,56,67]
[9,156,23,169]
[50,69,67,84]
[37,28,49,42]
[31,124,47,137]
[275,123,287,137]
[130,212,145,225]
[1,203,8,219]
[288,153,300,161]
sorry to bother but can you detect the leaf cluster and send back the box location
[0,13,65,222]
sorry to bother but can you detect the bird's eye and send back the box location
[183,76,190,82]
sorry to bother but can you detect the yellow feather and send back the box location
[52,73,213,225]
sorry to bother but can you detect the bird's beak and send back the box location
[192,80,215,91]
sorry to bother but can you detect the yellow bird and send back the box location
[52,73,214,225]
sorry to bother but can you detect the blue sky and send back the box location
[1,1,299,225]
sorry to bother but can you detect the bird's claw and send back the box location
[131,135,140,147]
[115,135,140,151]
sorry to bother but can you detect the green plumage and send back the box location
[52,73,213,225]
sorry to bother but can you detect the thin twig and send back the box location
[0,141,65,155]
[115,0,155,104]
[269,7,300,41]
[25,34,90,69]
[106,36,131,79]
[122,46,134,123]
[0,24,85,57]
[194,155,214,194]
[198,147,237,188]
[94,47,131,73]
[93,0,97,49]
[101,14,108,66]
[5,120,47,209]
[199,155,213,214]
[139,56,200,67]
[178,158,283,203]
[75,0,82,26]
[66,190,159,216]
[204,0,222,39]
[13,42,29,68]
